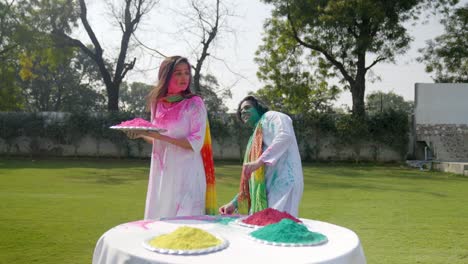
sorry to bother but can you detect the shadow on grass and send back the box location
[300,163,464,197]
[0,157,149,170]
[2,158,465,188]
[303,162,468,182]
[64,169,149,185]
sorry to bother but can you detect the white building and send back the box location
[412,83,468,174]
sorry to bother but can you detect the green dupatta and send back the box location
[237,117,268,214]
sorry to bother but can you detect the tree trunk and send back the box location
[351,53,367,118]
[106,82,120,112]
[193,68,201,94]
[350,81,366,118]
[191,0,220,95]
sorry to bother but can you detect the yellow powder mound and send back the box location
[149,226,222,250]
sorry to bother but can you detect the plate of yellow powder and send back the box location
[142,226,229,255]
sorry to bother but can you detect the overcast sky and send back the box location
[76,0,466,111]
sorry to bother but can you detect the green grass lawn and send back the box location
[0,158,467,263]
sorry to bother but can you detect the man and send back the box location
[219,96,304,217]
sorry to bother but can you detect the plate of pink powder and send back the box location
[234,208,302,228]
[110,118,166,132]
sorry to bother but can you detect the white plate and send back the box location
[142,234,229,255]
[233,218,262,229]
[233,217,304,229]
[247,231,328,247]
[110,126,166,133]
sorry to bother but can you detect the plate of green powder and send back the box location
[142,226,229,255]
[248,219,328,247]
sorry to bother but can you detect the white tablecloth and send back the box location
[92,216,366,264]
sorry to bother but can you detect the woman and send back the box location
[219,96,304,217]
[127,56,216,219]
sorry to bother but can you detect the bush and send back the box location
[0,111,136,157]
[0,110,410,160]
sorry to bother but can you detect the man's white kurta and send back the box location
[258,111,304,217]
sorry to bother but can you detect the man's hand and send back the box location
[242,159,265,180]
[219,202,236,215]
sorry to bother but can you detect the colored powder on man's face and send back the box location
[246,107,261,127]
[250,219,326,244]
[149,226,222,250]
[242,208,302,226]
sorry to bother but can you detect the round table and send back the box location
[92,215,366,264]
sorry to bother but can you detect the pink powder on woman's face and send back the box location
[116,118,155,127]
[242,208,302,226]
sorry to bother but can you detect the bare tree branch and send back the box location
[365,56,386,71]
[210,54,249,82]
[52,0,158,111]
[192,0,220,93]
[131,32,167,58]
[286,10,355,87]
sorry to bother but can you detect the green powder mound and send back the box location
[250,219,327,244]
[149,226,222,250]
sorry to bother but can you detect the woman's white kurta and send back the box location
[144,96,207,219]
[258,111,304,217]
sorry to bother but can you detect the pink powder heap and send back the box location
[242,208,302,226]
[115,118,154,127]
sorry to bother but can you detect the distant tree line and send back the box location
[0,0,232,114]
[0,0,464,124]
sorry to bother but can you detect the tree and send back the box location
[198,73,232,150]
[0,0,25,110]
[1,0,80,111]
[418,4,468,82]
[18,48,106,112]
[0,0,20,57]
[255,16,339,115]
[133,0,235,113]
[170,0,234,95]
[366,91,413,115]
[118,75,232,117]
[260,0,458,118]
[199,74,230,116]
[120,81,152,115]
[190,0,220,94]
[51,0,158,111]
